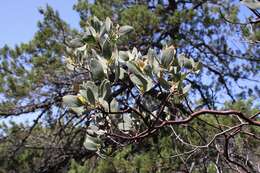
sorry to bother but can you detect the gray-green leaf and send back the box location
[82,81,99,99]
[102,38,112,59]
[100,79,111,101]
[130,74,145,90]
[105,17,112,32]
[62,95,79,107]
[83,135,100,151]
[118,25,134,37]
[90,59,105,81]
[86,87,96,105]
[69,38,83,48]
[161,46,175,68]
[71,106,85,115]
[126,61,143,76]
[118,51,129,61]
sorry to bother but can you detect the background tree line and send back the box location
[0,0,259,172]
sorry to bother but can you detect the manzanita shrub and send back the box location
[62,17,201,155]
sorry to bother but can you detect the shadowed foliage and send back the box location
[0,0,259,173]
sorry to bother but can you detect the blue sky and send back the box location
[0,1,258,124]
[0,1,253,48]
[0,1,79,124]
[0,0,79,47]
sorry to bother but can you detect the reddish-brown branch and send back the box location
[108,109,260,141]
[163,110,260,126]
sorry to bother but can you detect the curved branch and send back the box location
[164,109,260,126]
[108,109,260,141]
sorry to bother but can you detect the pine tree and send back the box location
[0,1,259,172]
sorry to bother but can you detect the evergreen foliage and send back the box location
[0,1,259,172]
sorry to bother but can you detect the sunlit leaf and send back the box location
[126,61,143,76]
[118,25,134,36]
[129,74,145,91]
[69,38,83,48]
[161,46,175,68]
[105,17,112,32]
[119,51,130,61]
[62,95,79,107]
[70,106,85,115]
[83,135,100,151]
